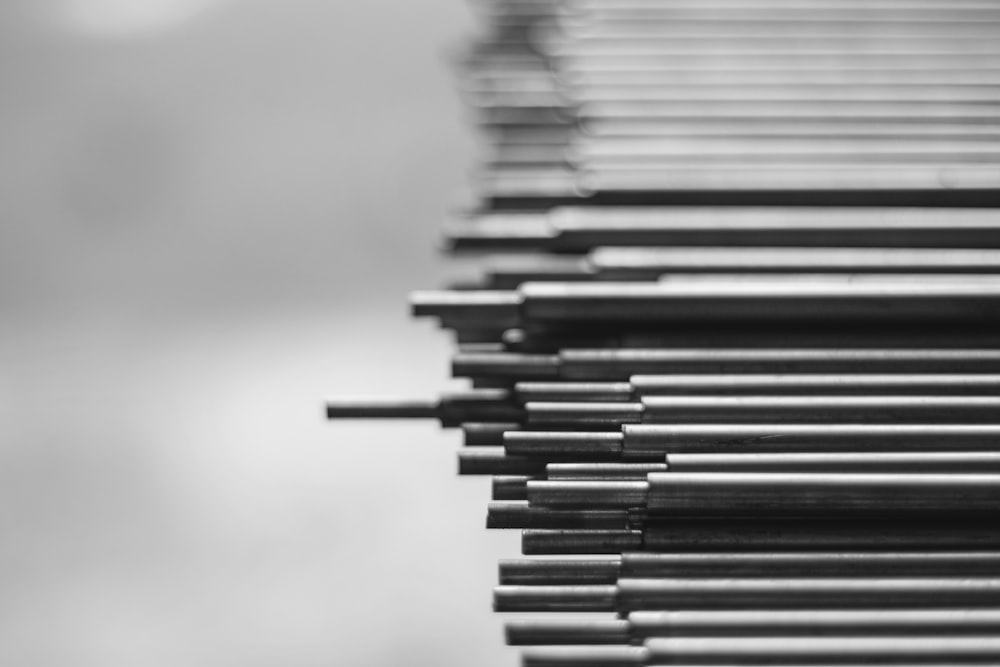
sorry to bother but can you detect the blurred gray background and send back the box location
[0,1,519,664]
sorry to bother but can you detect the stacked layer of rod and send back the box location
[329,1,1000,665]
[466,0,1000,208]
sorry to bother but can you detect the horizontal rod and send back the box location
[506,431,625,456]
[546,463,668,480]
[496,577,1000,612]
[589,247,1000,277]
[560,348,1000,379]
[446,207,1000,252]
[460,448,550,476]
[523,517,1000,553]
[499,557,622,585]
[526,396,1000,425]
[515,381,633,402]
[464,422,521,446]
[622,423,1000,455]
[455,349,1000,380]
[522,528,644,555]
[507,609,1000,645]
[499,551,1000,584]
[487,501,628,530]
[520,280,1000,323]
[521,636,1000,666]
[493,475,533,501]
[630,373,1000,394]
[527,473,1000,515]
[665,452,1000,473]
[325,389,519,426]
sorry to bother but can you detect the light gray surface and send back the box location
[0,1,517,664]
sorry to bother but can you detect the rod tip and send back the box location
[324,397,439,420]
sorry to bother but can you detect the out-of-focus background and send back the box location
[0,1,519,664]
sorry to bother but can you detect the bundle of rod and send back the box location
[465,0,1000,209]
[328,1,1000,665]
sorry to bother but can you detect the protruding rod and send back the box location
[524,396,1000,425]
[497,577,1000,613]
[411,289,521,325]
[446,207,1000,252]
[499,558,622,585]
[487,501,627,530]
[529,472,1000,515]
[324,397,438,419]
[493,475,532,501]
[666,452,1000,472]
[325,389,519,426]
[502,551,1000,584]
[518,280,1000,323]
[508,609,1000,645]
[479,167,1000,208]
[465,422,521,446]
[506,618,631,646]
[622,423,1000,455]
[459,448,550,476]
[493,584,618,612]
[425,279,1000,328]
[456,349,1000,381]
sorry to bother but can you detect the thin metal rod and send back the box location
[622,423,1000,455]
[487,501,628,530]
[559,349,1000,379]
[589,247,1000,277]
[446,207,1000,252]
[496,577,1000,612]
[507,609,1000,645]
[639,517,1000,552]
[325,389,519,426]
[518,280,1000,323]
[649,472,1000,516]
[459,448,550,476]
[499,551,1000,584]
[630,373,1000,395]
[639,395,1000,424]
[527,473,1000,515]
[465,422,521,446]
[493,475,532,501]
[455,349,1000,381]
[665,452,1000,473]
[520,636,1000,666]
[523,516,1000,553]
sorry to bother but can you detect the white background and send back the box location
[0,1,519,664]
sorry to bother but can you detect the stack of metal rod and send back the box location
[328,1,1000,665]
